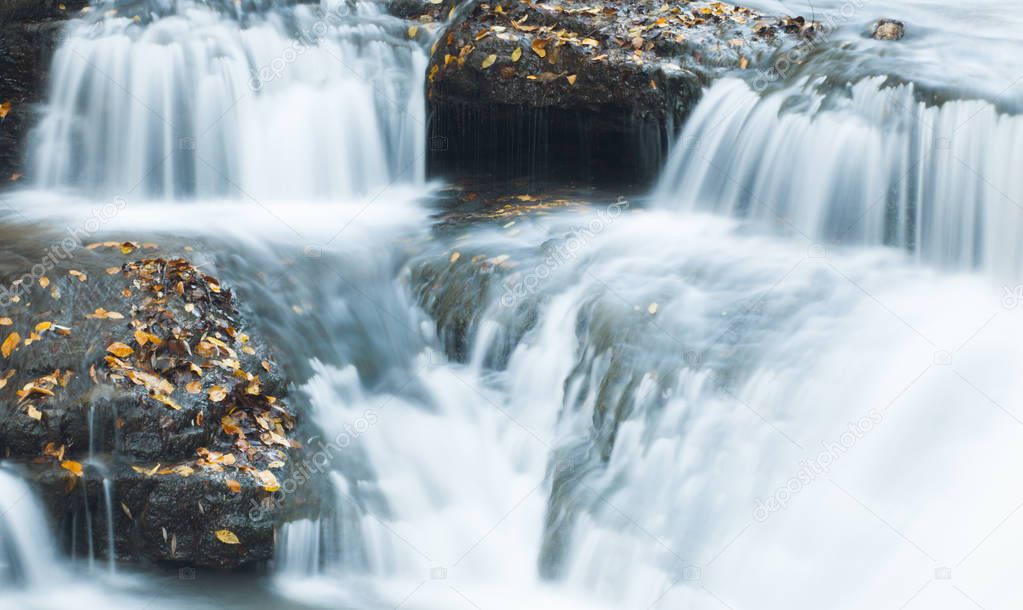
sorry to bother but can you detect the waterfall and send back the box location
[0,468,59,590]
[102,478,115,574]
[654,77,1023,279]
[30,0,426,200]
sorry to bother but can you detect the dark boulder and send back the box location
[0,246,317,568]
[425,0,790,187]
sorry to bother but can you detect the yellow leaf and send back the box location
[566,74,577,85]
[255,470,280,492]
[215,529,240,544]
[531,38,547,58]
[27,404,42,420]
[61,460,83,477]
[185,381,201,394]
[511,47,522,62]
[39,276,50,288]
[481,54,497,69]
[34,321,52,333]
[2,332,21,358]
[0,370,15,390]
[151,392,181,411]
[408,25,418,38]
[107,342,133,358]
[68,269,87,282]
[226,479,242,493]
[209,386,228,402]
[0,318,11,326]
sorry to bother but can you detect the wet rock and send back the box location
[388,0,460,22]
[0,247,314,568]
[872,18,905,41]
[0,0,87,183]
[425,0,791,186]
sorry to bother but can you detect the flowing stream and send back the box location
[3,0,1023,609]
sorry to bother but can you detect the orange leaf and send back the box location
[2,332,21,358]
[61,460,83,477]
[107,342,133,358]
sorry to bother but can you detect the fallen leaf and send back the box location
[648,302,659,315]
[481,54,497,69]
[151,392,181,411]
[61,460,83,477]
[68,270,87,282]
[2,332,21,358]
[107,342,133,358]
[0,318,11,326]
[214,529,240,544]
[185,381,201,394]
[255,470,280,492]
[408,25,418,38]
[208,386,228,403]
[566,74,577,85]
[134,329,162,346]
[27,404,42,420]
[34,321,52,333]
[0,102,10,120]
[226,479,242,493]
[87,308,125,320]
[531,38,547,58]
[39,276,50,288]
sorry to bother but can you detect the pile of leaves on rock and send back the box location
[425,0,808,100]
[1,244,298,539]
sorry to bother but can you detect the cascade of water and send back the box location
[0,468,60,590]
[102,478,116,574]
[30,0,426,200]
[654,77,1023,279]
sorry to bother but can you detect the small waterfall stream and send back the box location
[0,469,58,590]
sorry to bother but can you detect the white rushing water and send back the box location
[0,468,58,590]
[654,77,1023,279]
[31,0,426,200]
[4,0,1023,608]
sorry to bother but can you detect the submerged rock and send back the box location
[425,0,792,186]
[0,247,313,568]
[872,18,905,41]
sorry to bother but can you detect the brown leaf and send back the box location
[208,385,227,403]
